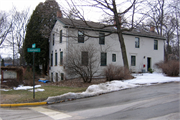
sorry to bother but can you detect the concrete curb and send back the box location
[0,102,47,107]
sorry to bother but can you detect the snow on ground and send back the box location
[46,73,180,103]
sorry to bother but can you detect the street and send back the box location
[0,82,180,120]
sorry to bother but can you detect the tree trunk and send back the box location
[118,32,129,69]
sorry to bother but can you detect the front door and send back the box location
[147,57,151,71]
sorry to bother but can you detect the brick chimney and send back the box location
[57,10,62,18]
[150,26,155,32]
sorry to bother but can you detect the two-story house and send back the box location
[49,16,165,82]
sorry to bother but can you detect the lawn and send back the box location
[0,86,86,104]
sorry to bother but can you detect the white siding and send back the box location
[49,20,165,81]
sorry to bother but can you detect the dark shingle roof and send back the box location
[57,17,165,40]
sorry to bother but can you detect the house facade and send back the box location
[49,17,165,82]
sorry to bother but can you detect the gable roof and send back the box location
[57,17,165,40]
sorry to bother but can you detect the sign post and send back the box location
[27,44,40,99]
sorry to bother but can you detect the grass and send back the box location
[0,86,86,104]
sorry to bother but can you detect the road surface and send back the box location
[0,82,179,120]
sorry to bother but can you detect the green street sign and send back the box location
[32,43,36,48]
[27,48,41,52]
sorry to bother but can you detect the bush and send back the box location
[23,70,33,86]
[103,64,133,81]
[155,60,179,76]
[148,68,154,73]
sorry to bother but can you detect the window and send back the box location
[131,56,136,66]
[53,34,55,45]
[81,51,88,66]
[51,72,53,82]
[99,33,105,45]
[56,73,58,82]
[60,52,63,66]
[60,30,62,43]
[135,37,140,48]
[101,53,107,66]
[112,54,116,62]
[55,53,57,66]
[78,31,84,43]
[51,53,53,66]
[154,40,158,50]
[61,73,64,80]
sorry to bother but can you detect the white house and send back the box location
[49,17,165,82]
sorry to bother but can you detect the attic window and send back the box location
[78,31,84,43]
[99,33,105,45]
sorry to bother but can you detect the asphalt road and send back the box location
[0,82,180,120]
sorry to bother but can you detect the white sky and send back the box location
[0,0,45,12]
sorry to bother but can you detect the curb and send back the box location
[0,102,47,107]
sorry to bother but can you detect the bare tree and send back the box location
[0,11,12,46]
[60,0,143,69]
[64,44,99,83]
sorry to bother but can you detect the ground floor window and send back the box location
[112,54,116,62]
[56,73,58,82]
[101,53,107,66]
[61,73,64,80]
[51,72,53,81]
[131,56,136,66]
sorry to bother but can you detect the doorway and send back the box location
[147,57,151,71]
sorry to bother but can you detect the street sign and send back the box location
[32,43,36,48]
[27,48,41,52]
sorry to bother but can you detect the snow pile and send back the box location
[46,73,180,103]
[29,88,45,92]
[13,85,41,90]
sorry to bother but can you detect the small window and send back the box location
[82,51,88,66]
[78,31,84,43]
[135,37,140,48]
[154,40,158,50]
[55,53,57,66]
[53,34,55,45]
[60,30,62,43]
[131,56,136,66]
[99,33,105,45]
[101,53,107,66]
[51,53,53,66]
[60,52,63,66]
[51,72,53,82]
[56,73,58,82]
[61,73,64,80]
[112,54,116,62]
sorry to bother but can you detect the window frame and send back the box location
[53,34,55,46]
[51,53,53,66]
[78,30,84,43]
[99,33,105,45]
[131,56,136,66]
[135,37,140,48]
[55,52,57,66]
[60,30,62,43]
[112,54,116,62]
[154,40,158,50]
[60,51,63,66]
[101,52,107,66]
[81,51,88,66]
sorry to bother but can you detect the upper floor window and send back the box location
[99,33,105,45]
[154,40,158,50]
[81,51,88,66]
[78,31,84,43]
[60,30,62,43]
[101,52,107,66]
[53,34,55,46]
[135,37,140,48]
